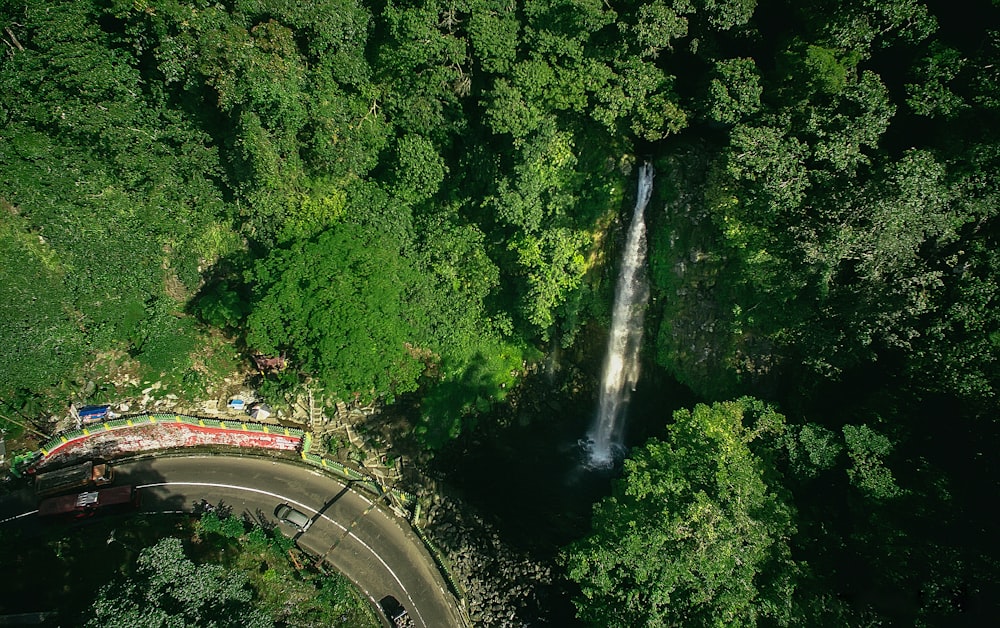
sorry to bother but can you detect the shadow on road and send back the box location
[0,455,183,624]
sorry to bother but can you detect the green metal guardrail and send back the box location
[26,412,417,540]
[413,522,466,604]
[299,451,417,510]
[34,413,305,458]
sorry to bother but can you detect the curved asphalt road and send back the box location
[2,455,463,628]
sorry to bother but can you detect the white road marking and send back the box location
[0,510,38,524]
[137,481,427,627]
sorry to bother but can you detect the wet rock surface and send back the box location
[419,487,574,627]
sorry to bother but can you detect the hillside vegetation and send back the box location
[2,0,998,624]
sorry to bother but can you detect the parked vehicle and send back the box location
[378,595,414,628]
[274,504,312,531]
[37,485,139,518]
[34,460,113,497]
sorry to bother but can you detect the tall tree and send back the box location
[88,537,272,628]
[565,399,798,627]
[245,221,426,402]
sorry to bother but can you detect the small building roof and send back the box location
[249,402,272,420]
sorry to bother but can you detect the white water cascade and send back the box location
[586,162,654,467]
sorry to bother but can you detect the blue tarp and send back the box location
[78,405,110,422]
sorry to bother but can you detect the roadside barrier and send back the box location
[413,522,466,605]
[27,413,306,467]
[301,451,366,480]
[299,451,417,513]
[21,412,419,518]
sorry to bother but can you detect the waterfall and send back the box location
[586,162,653,467]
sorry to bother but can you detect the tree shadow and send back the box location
[415,352,504,450]
[0,456,185,623]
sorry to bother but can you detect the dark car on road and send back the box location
[274,504,312,532]
[379,595,413,627]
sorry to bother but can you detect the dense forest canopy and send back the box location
[3,0,998,427]
[2,0,998,624]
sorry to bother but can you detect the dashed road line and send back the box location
[0,510,38,524]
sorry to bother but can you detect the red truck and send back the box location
[37,485,139,518]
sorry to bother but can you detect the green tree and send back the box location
[696,0,757,31]
[909,224,1000,402]
[781,422,842,479]
[565,399,798,627]
[705,58,762,125]
[467,1,521,74]
[796,149,964,376]
[906,44,968,118]
[88,537,272,628]
[509,227,589,334]
[726,124,811,212]
[630,0,691,58]
[389,133,447,204]
[196,512,247,540]
[842,424,904,500]
[245,222,426,401]
[376,0,470,137]
[1,0,237,402]
[195,280,248,330]
[822,0,936,53]
[406,210,527,445]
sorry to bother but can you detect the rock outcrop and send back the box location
[420,489,559,627]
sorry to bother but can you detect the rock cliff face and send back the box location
[405,349,610,626]
[420,488,563,627]
[647,148,780,399]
